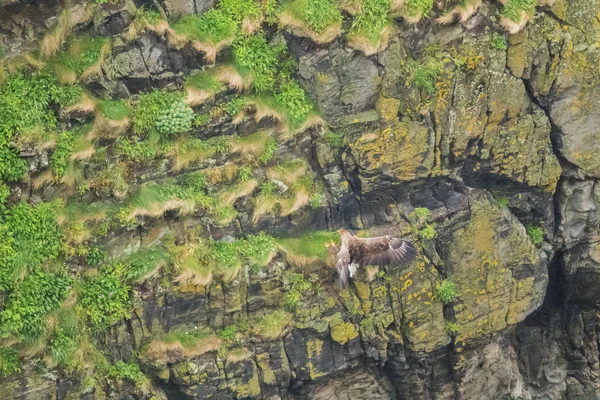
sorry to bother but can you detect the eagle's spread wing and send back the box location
[336,243,351,288]
[353,235,417,268]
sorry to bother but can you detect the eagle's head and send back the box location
[337,228,354,239]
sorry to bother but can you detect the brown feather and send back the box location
[335,229,417,287]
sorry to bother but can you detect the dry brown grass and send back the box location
[282,114,326,141]
[169,136,216,172]
[339,0,362,15]
[89,114,129,140]
[191,38,234,64]
[128,198,196,220]
[32,170,55,190]
[253,195,280,223]
[203,162,238,185]
[278,11,341,44]
[66,93,97,115]
[80,42,111,80]
[280,188,310,216]
[242,15,263,35]
[347,25,391,56]
[215,65,247,91]
[435,0,482,24]
[16,128,56,152]
[226,347,252,363]
[218,179,258,206]
[266,162,307,186]
[185,87,213,106]
[230,130,273,158]
[40,10,72,58]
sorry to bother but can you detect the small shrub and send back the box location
[309,193,324,208]
[109,361,146,385]
[79,271,131,331]
[282,272,314,311]
[156,100,194,137]
[86,246,106,266]
[419,223,437,240]
[445,321,460,335]
[132,90,180,135]
[405,0,434,17]
[1,270,72,338]
[51,129,78,177]
[233,34,278,93]
[411,207,431,220]
[275,79,311,124]
[324,131,345,149]
[282,0,342,33]
[224,97,247,116]
[491,33,507,50]
[435,280,457,304]
[526,225,544,246]
[219,0,262,23]
[258,137,277,164]
[0,348,20,377]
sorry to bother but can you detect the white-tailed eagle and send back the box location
[332,228,417,287]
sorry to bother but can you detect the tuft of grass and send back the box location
[526,225,544,246]
[406,58,443,95]
[47,36,111,83]
[349,0,390,44]
[172,10,238,45]
[501,0,536,22]
[119,246,172,282]
[276,231,340,262]
[160,327,213,348]
[280,0,342,33]
[405,0,434,19]
[435,280,457,304]
[257,310,293,339]
[98,100,129,121]
[108,361,147,385]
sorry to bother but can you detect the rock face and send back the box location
[3,0,600,399]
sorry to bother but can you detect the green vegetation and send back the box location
[275,80,312,124]
[280,0,342,33]
[219,0,262,23]
[79,270,132,331]
[526,225,544,246]
[411,207,431,220]
[496,196,509,207]
[501,0,536,22]
[160,327,213,348]
[98,99,129,120]
[491,33,507,50]
[1,270,72,339]
[108,361,147,385]
[405,0,434,18]
[350,0,390,43]
[47,36,110,82]
[0,348,20,377]
[419,223,437,240]
[258,310,293,339]
[282,272,313,311]
[276,230,339,261]
[445,321,460,335]
[435,280,457,304]
[51,129,79,177]
[233,34,278,93]
[120,246,172,282]
[132,90,181,135]
[324,131,345,149]
[156,100,194,137]
[172,10,237,44]
[407,58,442,95]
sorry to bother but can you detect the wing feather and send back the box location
[353,235,417,268]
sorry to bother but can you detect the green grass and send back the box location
[219,0,262,23]
[159,327,213,348]
[501,0,536,21]
[350,0,391,44]
[276,231,339,261]
[526,225,544,246]
[0,348,20,377]
[405,0,434,17]
[280,0,342,33]
[282,272,314,311]
[185,70,225,92]
[233,34,278,93]
[98,100,129,120]
[47,36,109,78]
[406,58,442,95]
[491,33,507,50]
[119,246,173,282]
[172,10,238,44]
[108,361,147,385]
[435,280,457,304]
[257,310,293,339]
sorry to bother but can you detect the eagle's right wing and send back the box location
[336,243,351,288]
[355,236,417,268]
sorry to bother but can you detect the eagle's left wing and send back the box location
[336,243,351,288]
[354,236,417,268]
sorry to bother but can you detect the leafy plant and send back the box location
[79,271,131,331]
[98,99,129,120]
[258,137,277,164]
[491,33,507,50]
[282,272,313,311]
[282,0,342,33]
[219,0,262,23]
[435,280,457,304]
[419,223,437,240]
[156,100,194,137]
[526,225,544,246]
[132,90,181,135]
[0,348,20,377]
[109,361,147,385]
[233,34,278,93]
[324,131,345,149]
[445,321,460,335]
[405,0,434,17]
[309,193,324,208]
[1,270,72,338]
[224,97,247,116]
[411,207,431,220]
[51,129,78,177]
[275,79,311,124]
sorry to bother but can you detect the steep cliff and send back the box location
[0,0,600,399]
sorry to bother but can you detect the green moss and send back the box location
[501,0,536,22]
[98,99,129,120]
[160,327,213,348]
[258,310,293,339]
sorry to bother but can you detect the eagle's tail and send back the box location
[338,264,350,288]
